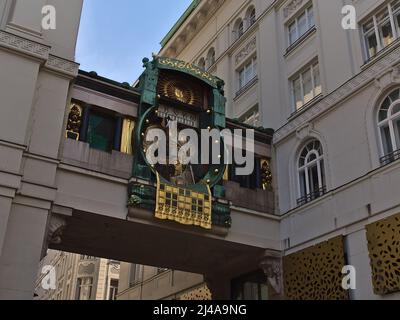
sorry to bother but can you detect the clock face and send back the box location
[157,71,206,110]
[142,116,210,188]
[137,67,225,190]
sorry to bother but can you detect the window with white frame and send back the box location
[237,57,257,93]
[378,88,400,165]
[291,61,321,111]
[297,140,326,205]
[234,18,244,41]
[76,277,93,300]
[108,279,119,300]
[287,4,315,47]
[362,0,400,60]
[239,105,260,127]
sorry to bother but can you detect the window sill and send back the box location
[234,77,258,100]
[380,149,400,167]
[284,27,317,58]
[288,93,324,120]
[362,37,400,69]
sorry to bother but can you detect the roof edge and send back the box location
[160,0,202,47]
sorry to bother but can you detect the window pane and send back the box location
[308,164,320,193]
[365,32,378,58]
[299,170,307,197]
[289,22,297,45]
[389,89,400,103]
[307,7,315,27]
[87,113,115,152]
[392,103,400,116]
[395,118,400,151]
[320,159,326,187]
[379,20,394,47]
[303,69,313,104]
[379,97,391,122]
[363,18,375,33]
[293,77,303,110]
[313,64,321,96]
[298,13,307,36]
[381,125,394,155]
[239,69,245,89]
[245,63,252,83]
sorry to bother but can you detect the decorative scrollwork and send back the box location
[283,236,349,300]
[366,213,400,295]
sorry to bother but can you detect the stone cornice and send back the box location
[273,43,400,145]
[0,30,50,60]
[161,0,226,57]
[0,30,79,78]
[44,55,80,78]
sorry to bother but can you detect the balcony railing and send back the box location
[380,149,400,166]
[297,186,327,207]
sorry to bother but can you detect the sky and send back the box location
[76,0,193,84]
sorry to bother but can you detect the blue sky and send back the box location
[76,0,193,84]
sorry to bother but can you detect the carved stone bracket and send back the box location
[47,214,68,245]
[235,37,257,66]
[283,0,305,19]
[260,250,284,300]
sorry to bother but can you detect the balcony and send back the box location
[296,186,327,207]
[61,139,133,179]
[380,149,400,167]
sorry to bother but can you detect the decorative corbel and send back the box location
[260,250,284,299]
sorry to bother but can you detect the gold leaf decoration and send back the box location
[366,213,400,295]
[283,236,349,300]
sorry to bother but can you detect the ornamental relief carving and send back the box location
[235,37,256,66]
[284,0,305,19]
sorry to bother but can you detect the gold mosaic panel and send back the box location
[366,213,400,295]
[155,174,212,230]
[283,236,349,300]
[179,285,212,301]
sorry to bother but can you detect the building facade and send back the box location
[35,251,120,300]
[155,0,400,300]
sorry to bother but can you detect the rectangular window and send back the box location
[291,61,321,111]
[108,279,119,300]
[287,5,315,46]
[362,1,400,60]
[87,112,116,152]
[76,277,93,301]
[237,57,257,93]
[129,264,143,286]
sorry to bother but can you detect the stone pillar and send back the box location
[0,203,50,300]
[260,250,284,300]
[205,275,231,300]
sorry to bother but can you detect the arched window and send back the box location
[246,6,256,28]
[234,18,244,41]
[198,58,206,70]
[378,88,400,165]
[206,47,216,69]
[297,139,326,205]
